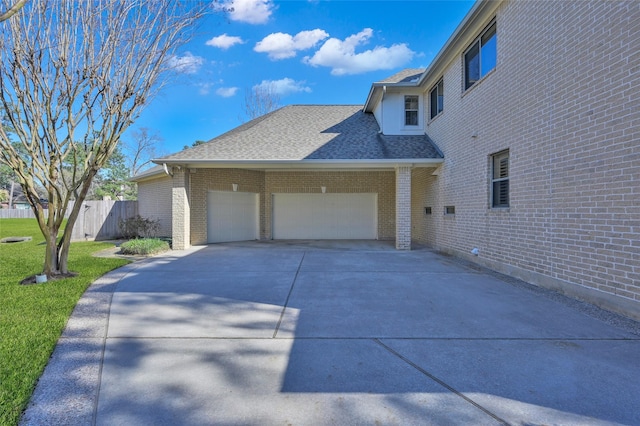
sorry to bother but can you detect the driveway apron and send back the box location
[21,243,640,425]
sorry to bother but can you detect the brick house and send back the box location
[133,0,640,319]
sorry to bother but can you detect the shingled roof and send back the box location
[376,68,426,84]
[157,105,442,164]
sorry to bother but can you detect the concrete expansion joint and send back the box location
[373,339,510,425]
[273,251,306,338]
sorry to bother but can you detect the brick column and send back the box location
[171,168,191,250]
[395,166,412,250]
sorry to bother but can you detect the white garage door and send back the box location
[207,191,259,243]
[272,193,377,239]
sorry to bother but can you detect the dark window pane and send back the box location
[405,111,418,126]
[405,96,418,110]
[493,180,509,207]
[430,87,438,119]
[430,80,444,119]
[465,42,480,89]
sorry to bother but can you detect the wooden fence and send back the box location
[0,200,138,241]
[0,209,41,219]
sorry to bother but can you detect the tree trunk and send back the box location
[56,169,98,274]
[43,228,61,276]
[9,180,14,209]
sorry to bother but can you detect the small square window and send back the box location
[404,95,419,126]
[445,206,455,215]
[424,207,432,215]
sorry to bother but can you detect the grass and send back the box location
[120,238,170,255]
[0,219,129,426]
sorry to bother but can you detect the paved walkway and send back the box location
[21,242,640,425]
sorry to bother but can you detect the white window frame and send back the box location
[404,95,419,127]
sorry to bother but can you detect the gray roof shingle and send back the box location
[158,105,442,163]
[376,68,426,84]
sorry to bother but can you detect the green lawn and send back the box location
[0,219,129,426]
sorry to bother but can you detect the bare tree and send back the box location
[125,127,165,176]
[0,0,26,22]
[242,83,281,121]
[0,0,209,277]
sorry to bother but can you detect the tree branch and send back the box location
[0,0,27,22]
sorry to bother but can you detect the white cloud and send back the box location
[168,52,205,74]
[303,28,415,75]
[254,29,329,60]
[206,34,244,50]
[198,83,214,95]
[216,87,239,97]
[254,78,311,96]
[218,0,274,24]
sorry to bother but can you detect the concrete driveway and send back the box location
[21,242,640,425]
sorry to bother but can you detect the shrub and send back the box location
[120,238,169,255]
[118,215,160,239]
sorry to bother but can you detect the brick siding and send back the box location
[395,166,412,249]
[171,168,190,250]
[187,169,396,244]
[416,0,640,317]
[137,175,173,237]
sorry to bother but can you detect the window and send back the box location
[404,95,419,126]
[491,150,509,208]
[424,207,432,215]
[445,206,456,215]
[464,21,497,90]
[430,79,443,119]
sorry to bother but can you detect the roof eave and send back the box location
[364,84,384,113]
[153,158,444,170]
[364,80,424,112]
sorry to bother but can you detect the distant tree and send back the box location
[0,0,27,22]
[0,0,210,277]
[183,140,207,150]
[0,188,7,203]
[242,83,280,121]
[124,127,165,176]
[94,145,137,201]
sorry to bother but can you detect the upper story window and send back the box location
[430,79,443,119]
[491,149,509,208]
[404,95,419,126]
[464,21,497,90]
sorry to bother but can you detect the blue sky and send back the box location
[129,0,475,155]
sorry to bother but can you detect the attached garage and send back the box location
[207,191,259,243]
[272,193,377,240]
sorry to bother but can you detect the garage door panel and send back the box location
[272,193,377,240]
[208,191,258,243]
